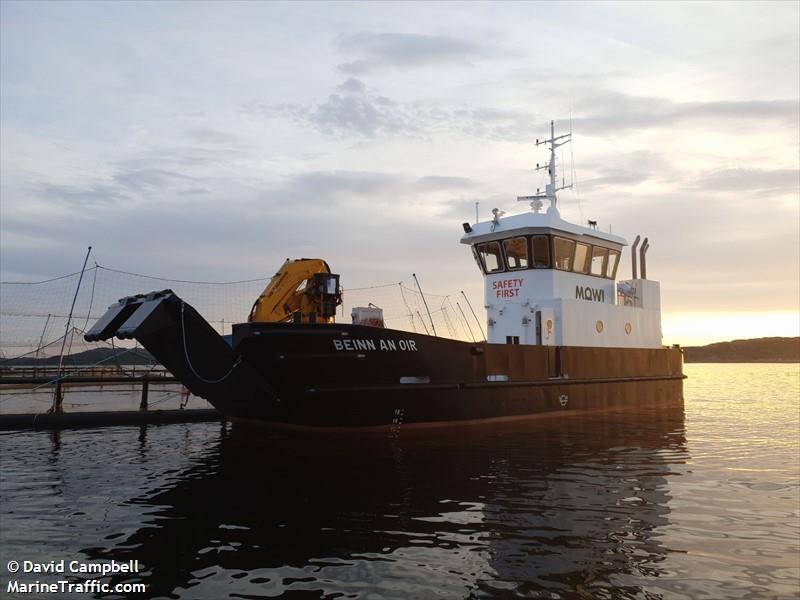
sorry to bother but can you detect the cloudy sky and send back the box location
[1,1,798,345]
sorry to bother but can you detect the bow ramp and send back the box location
[85,290,273,417]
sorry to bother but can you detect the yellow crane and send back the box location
[248,259,342,324]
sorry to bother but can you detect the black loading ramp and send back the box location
[85,290,275,417]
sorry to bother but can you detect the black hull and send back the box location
[233,377,684,431]
[86,291,684,429]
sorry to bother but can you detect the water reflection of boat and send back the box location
[83,400,686,598]
[85,122,684,428]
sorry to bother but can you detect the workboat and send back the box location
[85,123,684,429]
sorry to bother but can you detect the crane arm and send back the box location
[248,259,341,323]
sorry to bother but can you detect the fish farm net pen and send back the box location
[2,266,478,361]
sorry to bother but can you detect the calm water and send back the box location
[1,364,798,599]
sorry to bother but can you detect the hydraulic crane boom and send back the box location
[248,258,342,323]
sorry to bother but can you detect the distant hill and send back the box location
[683,337,800,363]
[2,347,156,366]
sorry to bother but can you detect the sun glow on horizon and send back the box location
[662,311,800,347]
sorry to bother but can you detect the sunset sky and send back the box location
[1,1,798,346]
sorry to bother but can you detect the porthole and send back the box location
[625,322,632,335]
[596,320,604,333]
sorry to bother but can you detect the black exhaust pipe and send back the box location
[631,235,641,279]
[640,238,650,280]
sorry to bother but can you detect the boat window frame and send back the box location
[572,242,591,274]
[606,249,621,280]
[531,235,551,269]
[502,236,529,271]
[590,245,609,277]
[475,241,506,274]
[470,233,620,278]
[552,236,622,280]
[552,236,576,272]
[470,245,483,274]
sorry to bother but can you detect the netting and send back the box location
[0,265,267,360]
[345,281,484,343]
[1,262,484,361]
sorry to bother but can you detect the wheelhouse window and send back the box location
[476,242,504,273]
[573,242,590,274]
[503,237,529,270]
[590,246,608,277]
[471,246,483,273]
[553,237,575,271]
[532,235,550,268]
[607,249,620,279]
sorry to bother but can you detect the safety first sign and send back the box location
[492,278,523,298]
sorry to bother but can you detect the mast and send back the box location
[51,245,92,414]
[517,120,572,212]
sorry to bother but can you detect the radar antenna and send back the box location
[517,120,572,212]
